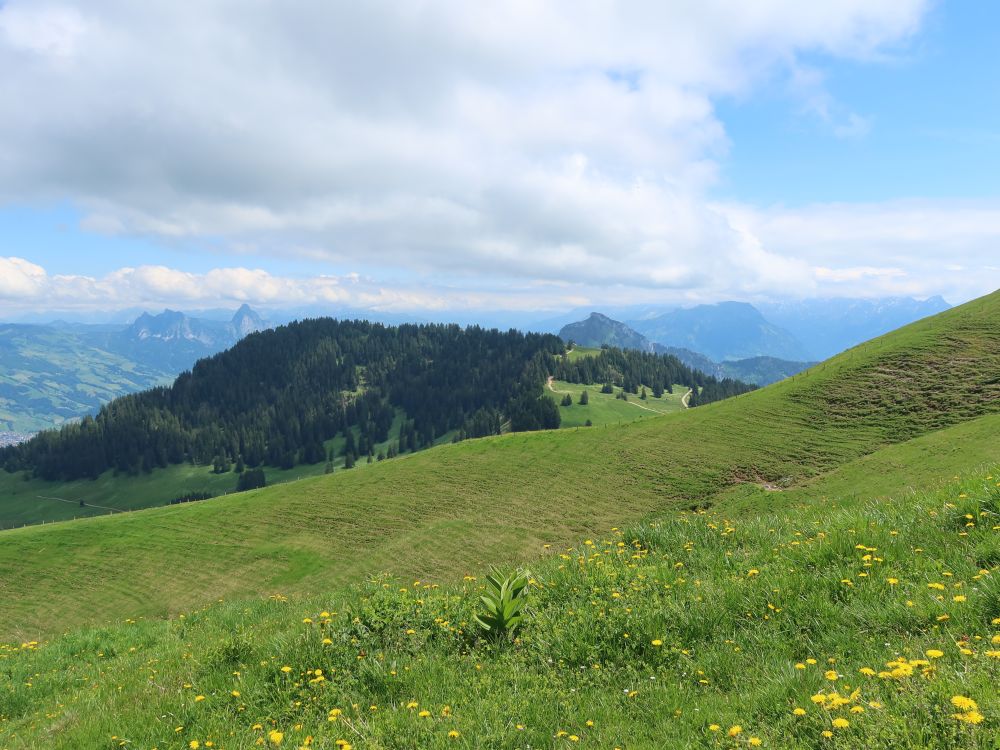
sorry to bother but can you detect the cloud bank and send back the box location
[2,0,997,308]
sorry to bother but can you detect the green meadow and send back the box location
[0,291,999,747]
[549,379,689,427]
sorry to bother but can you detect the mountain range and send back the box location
[559,312,815,385]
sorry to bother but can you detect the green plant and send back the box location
[474,568,530,641]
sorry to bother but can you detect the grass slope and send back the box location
[1,468,997,749]
[1,290,999,641]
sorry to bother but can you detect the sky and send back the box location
[1,0,999,318]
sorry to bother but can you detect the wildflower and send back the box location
[194,695,205,702]
[793,708,806,716]
[953,595,966,603]
[821,731,833,738]
[794,663,805,670]
[832,718,850,729]
[926,649,944,659]
[824,670,839,681]
[448,731,460,739]
[708,725,721,732]
[953,711,985,725]
[651,639,663,647]
[951,696,978,711]
[887,578,899,585]
[418,710,431,718]
[190,743,200,750]
[749,738,762,747]
[268,730,284,746]
[728,726,742,737]
[280,666,293,673]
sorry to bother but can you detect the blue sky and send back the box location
[1,1,998,317]
[717,2,1000,205]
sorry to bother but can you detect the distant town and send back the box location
[0,432,33,448]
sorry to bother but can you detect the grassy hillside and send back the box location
[1,467,997,748]
[1,290,999,641]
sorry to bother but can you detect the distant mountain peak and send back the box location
[231,304,266,336]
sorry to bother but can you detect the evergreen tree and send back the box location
[561,393,573,407]
[579,390,589,405]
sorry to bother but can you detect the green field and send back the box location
[0,460,997,748]
[1,292,1000,748]
[549,379,689,427]
[0,291,998,643]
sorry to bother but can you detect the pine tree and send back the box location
[579,390,589,405]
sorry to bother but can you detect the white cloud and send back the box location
[720,199,1000,300]
[0,257,47,297]
[0,257,598,313]
[0,0,935,303]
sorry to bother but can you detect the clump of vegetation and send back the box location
[473,569,530,642]
[169,490,214,505]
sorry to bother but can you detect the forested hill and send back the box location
[1,319,750,482]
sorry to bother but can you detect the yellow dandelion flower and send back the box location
[832,718,850,729]
[953,710,985,725]
[728,726,742,737]
[793,708,806,716]
[951,696,978,712]
[926,649,944,659]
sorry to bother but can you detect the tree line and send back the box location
[1,321,752,483]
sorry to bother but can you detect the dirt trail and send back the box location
[36,495,122,514]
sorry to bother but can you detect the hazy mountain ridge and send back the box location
[558,313,813,385]
[626,301,810,361]
[757,296,951,359]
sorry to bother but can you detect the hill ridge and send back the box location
[0,289,998,639]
